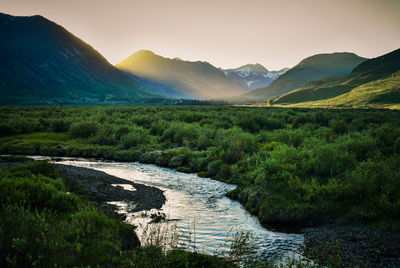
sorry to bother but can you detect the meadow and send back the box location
[1,105,400,232]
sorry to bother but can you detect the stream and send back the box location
[32,157,303,259]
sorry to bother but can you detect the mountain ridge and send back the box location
[275,48,400,104]
[235,52,368,103]
[0,13,156,104]
[116,50,247,99]
[222,63,288,91]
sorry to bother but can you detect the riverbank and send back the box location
[4,155,400,266]
[55,164,166,218]
[0,158,232,267]
[302,222,400,267]
[56,160,400,267]
[52,158,400,267]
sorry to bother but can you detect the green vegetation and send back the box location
[0,159,237,267]
[275,48,400,106]
[0,158,317,267]
[282,71,400,109]
[1,106,400,233]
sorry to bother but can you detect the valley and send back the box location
[1,4,400,267]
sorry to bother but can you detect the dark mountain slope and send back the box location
[0,13,154,104]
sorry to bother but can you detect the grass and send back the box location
[275,71,400,109]
[0,159,322,267]
[1,105,400,232]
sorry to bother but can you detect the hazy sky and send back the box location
[1,0,400,70]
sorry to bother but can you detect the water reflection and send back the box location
[31,156,303,259]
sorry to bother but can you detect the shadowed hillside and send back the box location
[0,13,155,104]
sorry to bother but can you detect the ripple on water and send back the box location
[30,156,304,259]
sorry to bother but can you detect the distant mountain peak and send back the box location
[242,63,269,73]
[297,52,364,67]
[133,49,156,57]
[228,63,269,74]
[222,63,287,91]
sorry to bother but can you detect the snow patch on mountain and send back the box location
[262,73,281,79]
[223,64,287,91]
[247,80,257,87]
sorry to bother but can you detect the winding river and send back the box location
[32,157,303,259]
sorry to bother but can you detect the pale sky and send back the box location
[1,0,400,70]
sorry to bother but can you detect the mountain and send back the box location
[275,48,400,104]
[288,70,400,109]
[236,52,367,103]
[116,50,247,99]
[222,64,288,91]
[0,13,155,105]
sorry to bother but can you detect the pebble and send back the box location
[55,164,166,217]
[302,222,400,267]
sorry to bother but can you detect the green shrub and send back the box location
[49,192,78,213]
[0,205,55,267]
[140,151,162,163]
[169,155,186,168]
[114,125,130,141]
[207,160,222,177]
[69,121,97,138]
[90,124,117,145]
[17,160,59,178]
[120,127,149,149]
[155,153,171,167]
[329,119,347,134]
[394,137,400,154]
[51,119,70,132]
[176,166,191,173]
[0,123,16,136]
[165,250,231,268]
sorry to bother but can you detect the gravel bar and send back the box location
[302,222,400,267]
[55,164,166,218]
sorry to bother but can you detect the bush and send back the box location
[114,125,130,141]
[207,160,222,177]
[165,250,230,268]
[258,196,313,225]
[161,123,200,146]
[7,160,59,179]
[168,155,186,168]
[0,205,55,267]
[0,123,16,136]
[176,166,191,173]
[395,137,400,154]
[69,121,97,138]
[49,192,78,213]
[120,127,149,149]
[0,174,68,211]
[51,119,70,132]
[329,119,347,134]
